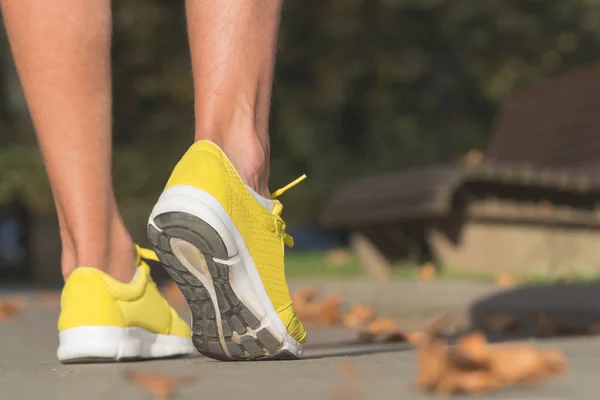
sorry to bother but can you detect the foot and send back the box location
[56,246,193,363]
[147,140,306,361]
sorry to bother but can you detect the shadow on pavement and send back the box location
[303,342,414,360]
[469,282,600,342]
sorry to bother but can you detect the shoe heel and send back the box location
[148,186,303,360]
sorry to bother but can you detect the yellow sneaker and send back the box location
[56,246,194,363]
[147,140,307,361]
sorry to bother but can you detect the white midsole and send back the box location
[149,184,303,358]
[57,326,194,361]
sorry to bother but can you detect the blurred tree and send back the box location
[1,0,600,225]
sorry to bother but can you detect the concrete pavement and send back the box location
[0,281,597,400]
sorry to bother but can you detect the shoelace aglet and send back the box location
[271,174,307,199]
[136,244,159,263]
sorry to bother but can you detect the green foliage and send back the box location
[1,0,600,224]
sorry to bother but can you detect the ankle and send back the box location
[59,226,78,280]
[196,127,271,197]
[105,215,137,282]
[61,211,136,283]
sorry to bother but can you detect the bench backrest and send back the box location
[485,63,600,173]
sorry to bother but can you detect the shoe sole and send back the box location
[57,326,194,363]
[147,185,303,361]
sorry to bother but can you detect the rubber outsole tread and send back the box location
[148,212,296,361]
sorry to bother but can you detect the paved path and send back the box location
[0,282,597,399]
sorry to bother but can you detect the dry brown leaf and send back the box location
[326,248,350,269]
[337,361,357,376]
[495,273,517,287]
[405,331,425,344]
[417,264,436,282]
[291,287,319,321]
[315,292,343,326]
[291,286,318,302]
[464,149,484,166]
[436,370,504,396]
[357,316,415,344]
[414,314,567,396]
[367,318,398,335]
[455,331,490,366]
[414,335,449,391]
[357,331,377,343]
[383,331,410,343]
[126,370,193,400]
[291,288,344,327]
[484,313,518,333]
[487,345,557,384]
[343,304,376,328]
[0,297,24,322]
[537,313,561,336]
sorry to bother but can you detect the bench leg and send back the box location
[350,233,392,282]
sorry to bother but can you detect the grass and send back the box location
[285,249,600,285]
[285,250,363,278]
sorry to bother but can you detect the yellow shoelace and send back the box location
[271,174,307,248]
[136,174,307,260]
[136,245,159,264]
[270,174,307,199]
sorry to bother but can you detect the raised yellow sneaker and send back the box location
[147,140,306,360]
[56,246,193,363]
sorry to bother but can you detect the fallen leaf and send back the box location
[437,370,504,396]
[326,248,351,269]
[291,288,344,326]
[332,362,365,400]
[126,370,193,400]
[487,345,557,384]
[337,361,357,376]
[343,304,376,328]
[0,297,24,322]
[358,318,418,344]
[405,331,425,344]
[413,315,568,395]
[484,313,519,333]
[315,292,343,326]
[414,334,449,391]
[291,286,318,304]
[537,313,561,336]
[383,331,410,343]
[495,273,517,287]
[367,319,398,335]
[291,287,319,322]
[455,331,490,366]
[464,149,484,166]
[357,331,377,343]
[417,264,436,282]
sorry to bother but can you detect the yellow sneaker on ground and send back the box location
[147,140,307,361]
[56,246,194,363]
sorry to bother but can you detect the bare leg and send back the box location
[186,0,282,197]
[1,0,135,282]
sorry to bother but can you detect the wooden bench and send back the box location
[322,63,600,280]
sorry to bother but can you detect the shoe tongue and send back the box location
[272,200,284,216]
[247,185,275,211]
